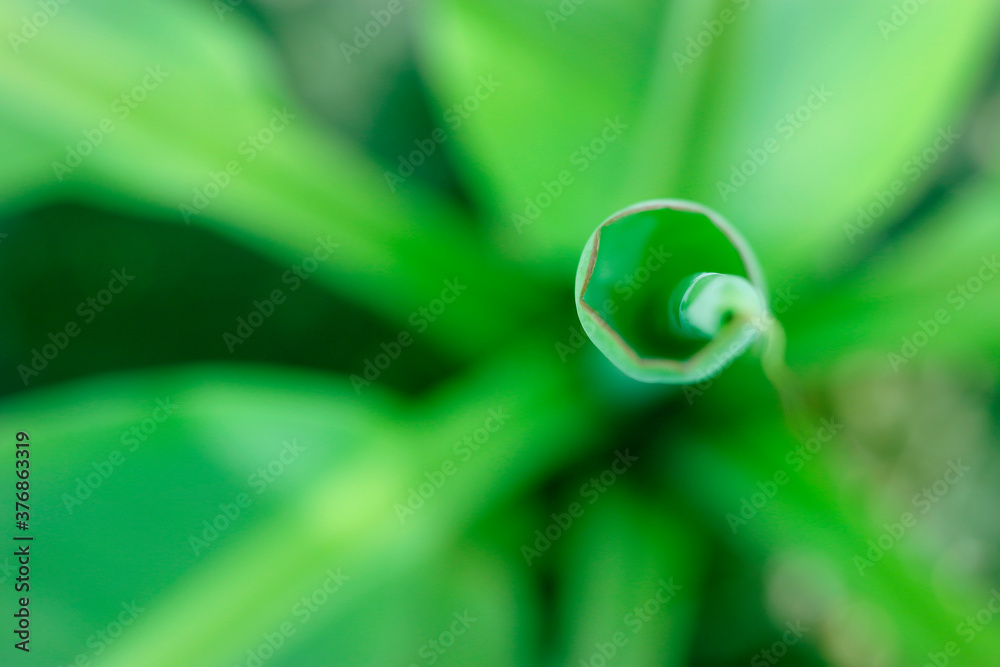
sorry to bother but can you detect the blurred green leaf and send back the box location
[0,0,534,357]
[559,492,701,666]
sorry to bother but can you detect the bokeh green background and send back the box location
[2,0,1000,665]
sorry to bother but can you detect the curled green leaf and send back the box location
[574,200,772,384]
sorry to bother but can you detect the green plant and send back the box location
[575,200,776,383]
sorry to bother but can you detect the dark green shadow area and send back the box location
[0,202,466,398]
